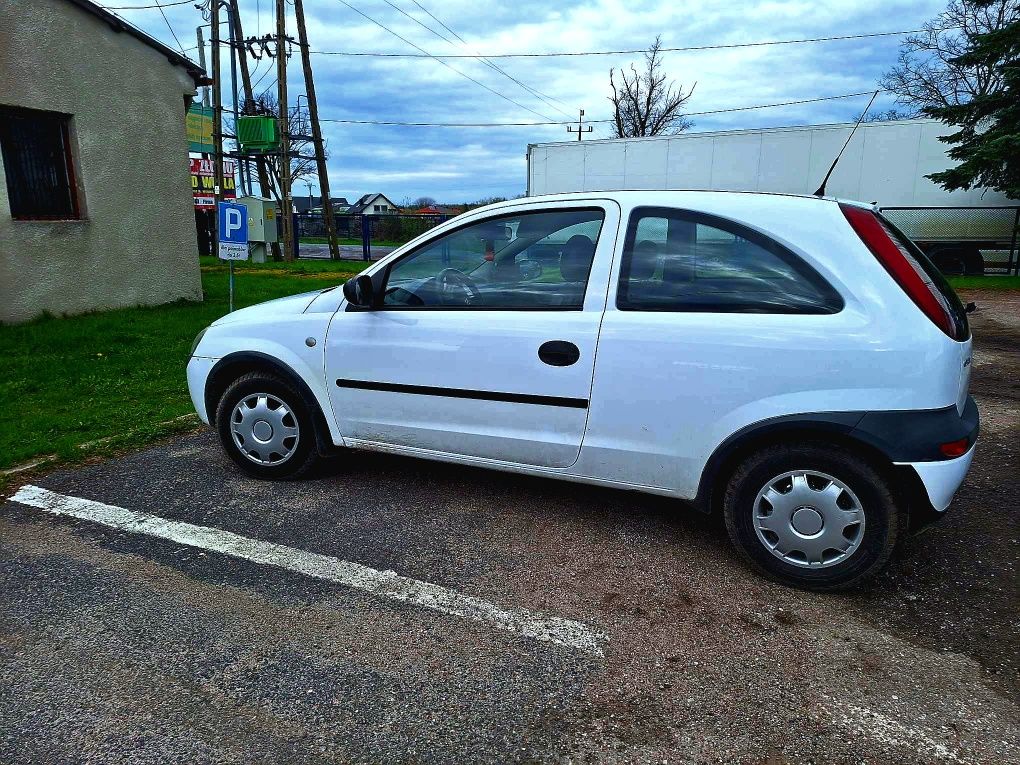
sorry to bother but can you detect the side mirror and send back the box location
[343,274,375,308]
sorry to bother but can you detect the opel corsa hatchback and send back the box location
[188,191,978,589]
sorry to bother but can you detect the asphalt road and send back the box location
[2,292,1018,764]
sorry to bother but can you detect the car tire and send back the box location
[215,372,320,480]
[722,442,902,590]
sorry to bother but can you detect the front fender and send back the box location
[196,314,343,446]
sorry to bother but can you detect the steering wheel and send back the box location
[436,268,481,304]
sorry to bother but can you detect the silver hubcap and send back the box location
[230,393,300,466]
[753,470,865,569]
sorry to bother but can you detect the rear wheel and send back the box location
[722,443,902,590]
[215,372,320,479]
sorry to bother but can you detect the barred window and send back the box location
[0,106,81,220]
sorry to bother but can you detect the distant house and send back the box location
[0,0,207,323]
[292,196,349,214]
[348,193,398,215]
[416,204,461,216]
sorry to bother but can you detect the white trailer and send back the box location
[527,119,1019,274]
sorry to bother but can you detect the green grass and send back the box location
[0,263,369,475]
[947,275,1020,290]
[199,255,367,277]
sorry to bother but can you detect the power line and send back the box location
[154,0,187,54]
[99,0,195,8]
[310,27,954,59]
[318,90,882,126]
[382,0,571,118]
[332,0,555,123]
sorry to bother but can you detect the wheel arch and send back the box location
[694,413,903,516]
[206,351,341,456]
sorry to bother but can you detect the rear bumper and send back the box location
[899,444,977,513]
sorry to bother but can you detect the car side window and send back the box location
[618,207,843,314]
[381,208,605,309]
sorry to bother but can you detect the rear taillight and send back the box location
[939,438,970,458]
[840,203,966,340]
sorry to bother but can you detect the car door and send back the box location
[325,200,620,468]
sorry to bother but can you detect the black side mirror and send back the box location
[343,274,375,308]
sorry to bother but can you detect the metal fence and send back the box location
[882,206,1020,275]
[294,212,452,259]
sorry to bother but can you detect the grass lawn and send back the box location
[947,275,1020,290]
[0,261,368,476]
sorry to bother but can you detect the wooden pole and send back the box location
[294,0,340,260]
[276,0,294,261]
[228,1,271,200]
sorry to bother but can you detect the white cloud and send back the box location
[124,0,950,201]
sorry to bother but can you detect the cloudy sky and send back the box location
[113,0,949,203]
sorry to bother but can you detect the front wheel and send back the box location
[722,443,903,590]
[215,372,320,480]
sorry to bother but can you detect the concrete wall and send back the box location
[0,0,203,323]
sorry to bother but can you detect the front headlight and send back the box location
[190,327,209,357]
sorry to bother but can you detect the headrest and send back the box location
[629,239,660,280]
[560,235,596,282]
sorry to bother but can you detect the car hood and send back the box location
[211,289,326,326]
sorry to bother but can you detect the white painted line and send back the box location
[9,485,605,655]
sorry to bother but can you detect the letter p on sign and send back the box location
[225,208,243,237]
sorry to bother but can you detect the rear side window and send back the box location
[617,207,843,314]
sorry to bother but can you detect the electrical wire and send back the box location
[310,27,955,59]
[153,0,187,55]
[318,90,882,126]
[332,0,556,123]
[99,0,195,9]
[381,0,571,118]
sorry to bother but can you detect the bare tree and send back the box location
[230,93,327,203]
[609,37,695,137]
[853,108,917,122]
[880,0,1018,117]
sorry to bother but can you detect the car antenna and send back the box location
[813,90,879,197]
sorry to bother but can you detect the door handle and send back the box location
[538,340,580,367]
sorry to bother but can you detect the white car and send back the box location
[188,191,978,589]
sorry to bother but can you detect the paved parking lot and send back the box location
[2,291,1018,764]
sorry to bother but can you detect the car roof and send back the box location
[487,189,849,212]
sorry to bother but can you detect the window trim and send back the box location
[0,106,82,222]
[366,205,608,312]
[615,206,844,315]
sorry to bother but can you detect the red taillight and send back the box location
[939,438,969,458]
[840,203,958,338]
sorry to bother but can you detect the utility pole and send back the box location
[276,0,294,261]
[195,26,210,107]
[227,4,247,196]
[227,1,281,262]
[210,0,238,309]
[567,108,592,141]
[294,0,340,260]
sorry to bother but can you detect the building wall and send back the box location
[0,0,203,323]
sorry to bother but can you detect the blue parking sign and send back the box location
[217,201,248,260]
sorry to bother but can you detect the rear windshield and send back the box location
[878,213,970,340]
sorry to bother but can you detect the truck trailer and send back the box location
[527,119,1019,275]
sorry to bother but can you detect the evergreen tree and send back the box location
[925,7,1020,197]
